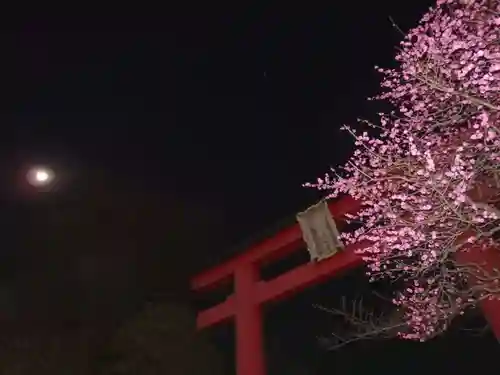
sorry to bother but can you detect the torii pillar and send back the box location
[191,196,500,375]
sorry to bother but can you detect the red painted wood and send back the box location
[192,194,500,375]
[192,224,302,292]
[196,241,364,328]
[191,196,361,292]
[192,196,362,375]
[455,244,500,340]
[255,240,365,304]
[197,296,235,328]
[234,264,266,375]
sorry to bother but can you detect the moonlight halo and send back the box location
[27,166,55,188]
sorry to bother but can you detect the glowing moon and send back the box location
[27,166,55,187]
[36,170,49,182]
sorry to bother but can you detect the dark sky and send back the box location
[0,1,430,242]
[1,1,500,374]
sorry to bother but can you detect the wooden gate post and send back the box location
[234,264,266,375]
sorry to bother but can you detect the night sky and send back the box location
[1,1,500,374]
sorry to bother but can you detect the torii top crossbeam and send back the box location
[191,195,500,375]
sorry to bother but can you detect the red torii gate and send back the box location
[191,196,500,375]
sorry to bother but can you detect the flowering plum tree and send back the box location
[307,0,500,342]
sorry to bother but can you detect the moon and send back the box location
[36,170,49,182]
[27,166,55,187]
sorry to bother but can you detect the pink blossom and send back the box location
[306,0,500,341]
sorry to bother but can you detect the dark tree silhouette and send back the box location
[0,169,227,373]
[97,303,226,375]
